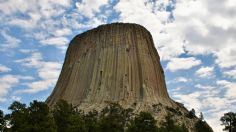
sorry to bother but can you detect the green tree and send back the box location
[199,112,204,121]
[127,112,158,132]
[0,110,5,131]
[52,100,86,132]
[8,101,29,132]
[187,108,196,119]
[7,101,56,132]
[84,110,99,132]
[220,112,236,132]
[27,100,56,132]
[195,120,213,132]
[98,103,132,132]
[159,114,188,132]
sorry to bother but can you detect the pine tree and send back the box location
[220,112,236,132]
[52,99,86,132]
[199,112,204,121]
[0,110,5,131]
[127,112,158,132]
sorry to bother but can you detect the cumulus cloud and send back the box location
[195,66,214,78]
[113,0,236,72]
[76,0,109,18]
[173,83,231,132]
[0,75,19,97]
[195,84,215,90]
[114,0,180,60]
[0,74,35,102]
[170,0,236,69]
[166,57,202,72]
[54,28,72,37]
[176,77,189,83]
[11,96,21,102]
[0,0,74,50]
[167,76,192,83]
[0,64,11,73]
[15,52,62,93]
[0,31,21,51]
[40,37,69,47]
[217,80,236,98]
[223,68,236,79]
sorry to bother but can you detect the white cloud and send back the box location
[166,57,202,72]
[0,64,11,73]
[223,67,236,79]
[115,0,236,72]
[40,37,69,47]
[217,80,236,98]
[8,18,37,29]
[15,52,43,68]
[176,77,189,83]
[38,62,61,80]
[114,0,179,60]
[0,31,21,51]
[0,0,75,51]
[11,96,21,102]
[15,52,62,93]
[167,0,236,70]
[215,43,236,68]
[0,74,36,102]
[0,0,71,19]
[174,92,203,111]
[167,77,190,84]
[173,85,231,132]
[76,0,109,18]
[22,79,57,94]
[195,84,215,90]
[0,75,19,98]
[19,49,36,54]
[0,97,7,103]
[54,28,72,37]
[18,76,34,81]
[195,66,214,78]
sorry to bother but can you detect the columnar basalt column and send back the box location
[46,23,175,109]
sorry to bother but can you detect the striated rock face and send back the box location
[46,23,211,131]
[46,23,175,110]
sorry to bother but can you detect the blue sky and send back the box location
[0,0,236,131]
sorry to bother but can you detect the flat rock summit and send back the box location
[46,23,203,131]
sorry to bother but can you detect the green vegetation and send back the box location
[195,112,213,132]
[159,114,188,132]
[7,101,56,132]
[0,110,5,131]
[127,112,158,132]
[166,106,182,116]
[0,100,214,132]
[98,103,133,132]
[220,112,236,132]
[53,100,86,132]
[186,108,196,119]
[195,120,213,132]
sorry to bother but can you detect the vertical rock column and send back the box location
[46,23,174,109]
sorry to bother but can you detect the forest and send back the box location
[0,100,215,132]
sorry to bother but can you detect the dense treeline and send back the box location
[0,100,213,132]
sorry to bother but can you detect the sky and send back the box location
[0,0,235,131]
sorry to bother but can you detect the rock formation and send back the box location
[47,23,175,108]
[46,23,201,131]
